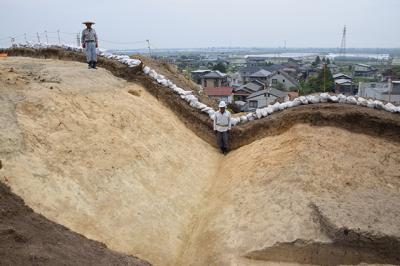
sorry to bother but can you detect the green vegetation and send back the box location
[300,66,334,95]
[212,62,227,73]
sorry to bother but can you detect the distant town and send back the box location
[113,47,400,112]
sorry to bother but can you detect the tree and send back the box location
[302,65,335,94]
[212,62,227,73]
[312,56,321,67]
[315,65,335,92]
[326,58,331,65]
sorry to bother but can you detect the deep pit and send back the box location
[1,56,400,265]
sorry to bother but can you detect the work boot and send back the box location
[92,61,97,69]
[88,61,92,69]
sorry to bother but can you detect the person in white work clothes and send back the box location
[81,21,98,69]
[213,101,231,155]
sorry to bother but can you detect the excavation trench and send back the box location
[0,56,400,265]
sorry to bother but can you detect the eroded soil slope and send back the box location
[0,182,150,266]
[180,124,400,265]
[1,57,400,266]
[0,57,220,265]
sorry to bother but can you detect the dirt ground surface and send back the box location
[1,57,400,266]
[0,182,151,266]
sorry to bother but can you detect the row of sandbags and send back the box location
[142,65,218,119]
[11,43,142,68]
[250,93,400,122]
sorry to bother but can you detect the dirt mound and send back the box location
[1,56,400,266]
[4,48,400,151]
[0,182,150,266]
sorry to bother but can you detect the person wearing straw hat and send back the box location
[81,21,98,69]
[213,101,231,155]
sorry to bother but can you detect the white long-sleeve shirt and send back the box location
[81,28,98,43]
[213,110,231,132]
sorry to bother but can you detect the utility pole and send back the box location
[323,63,326,92]
[388,76,392,103]
[10,37,15,46]
[45,30,49,44]
[339,25,347,58]
[76,33,80,47]
[24,33,28,44]
[146,39,152,57]
[57,30,61,44]
[36,32,41,44]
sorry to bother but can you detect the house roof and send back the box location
[202,70,227,78]
[333,73,352,80]
[239,65,285,76]
[335,79,354,85]
[250,69,272,78]
[204,87,233,96]
[271,70,299,87]
[191,69,211,74]
[247,88,288,100]
[239,82,263,93]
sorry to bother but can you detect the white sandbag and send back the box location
[373,100,384,110]
[366,99,375,109]
[261,107,268,117]
[272,102,280,112]
[357,97,368,107]
[201,106,212,112]
[230,117,240,127]
[338,94,347,103]
[189,99,199,107]
[149,70,157,79]
[166,80,173,87]
[143,66,150,74]
[320,93,329,103]
[240,115,248,123]
[292,98,302,107]
[279,102,287,111]
[247,113,255,121]
[308,95,320,104]
[346,96,357,105]
[196,103,207,110]
[286,101,294,108]
[266,105,274,115]
[184,95,197,102]
[180,90,192,96]
[328,95,339,103]
[299,96,308,105]
[160,79,168,86]
[255,109,263,119]
[384,102,397,113]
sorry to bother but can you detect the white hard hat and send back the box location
[219,101,227,108]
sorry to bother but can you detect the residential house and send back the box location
[333,73,357,95]
[245,88,289,111]
[200,71,229,88]
[191,70,211,85]
[333,73,352,80]
[269,70,299,90]
[204,87,234,104]
[234,80,266,101]
[249,69,273,82]
[354,64,377,77]
[239,65,285,84]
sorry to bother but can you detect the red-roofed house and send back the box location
[204,87,234,103]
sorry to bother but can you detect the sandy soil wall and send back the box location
[1,55,400,266]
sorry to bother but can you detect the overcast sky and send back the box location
[1,0,399,49]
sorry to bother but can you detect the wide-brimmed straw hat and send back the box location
[82,21,95,25]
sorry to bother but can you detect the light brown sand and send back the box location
[1,57,400,266]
